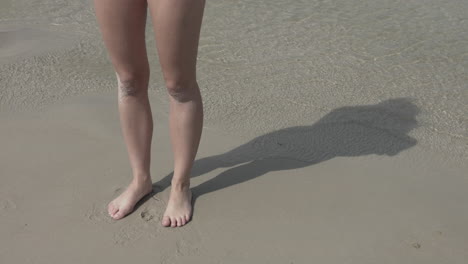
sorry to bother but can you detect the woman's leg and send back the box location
[147,0,205,227]
[94,0,153,220]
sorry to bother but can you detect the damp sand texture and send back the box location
[1,0,468,263]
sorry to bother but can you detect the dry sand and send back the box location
[1,0,468,263]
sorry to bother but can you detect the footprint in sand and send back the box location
[140,208,157,222]
[85,192,204,256]
[407,230,445,250]
[412,242,421,249]
[85,191,167,245]
[0,198,17,214]
[85,202,115,225]
[112,202,165,245]
[175,238,202,257]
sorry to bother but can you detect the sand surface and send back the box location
[1,0,468,263]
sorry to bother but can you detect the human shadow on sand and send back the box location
[144,97,419,211]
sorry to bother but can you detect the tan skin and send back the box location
[93,0,205,227]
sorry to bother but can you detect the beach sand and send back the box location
[1,0,467,263]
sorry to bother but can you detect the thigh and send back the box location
[147,0,206,83]
[93,0,149,77]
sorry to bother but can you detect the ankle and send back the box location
[171,179,190,191]
[131,173,152,186]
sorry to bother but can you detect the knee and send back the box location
[165,78,198,103]
[116,72,148,98]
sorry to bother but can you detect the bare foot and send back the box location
[162,184,193,227]
[108,178,153,220]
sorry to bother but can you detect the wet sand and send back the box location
[1,0,467,263]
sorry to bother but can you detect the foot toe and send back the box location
[171,217,177,227]
[108,203,118,216]
[112,210,125,220]
[162,216,171,227]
